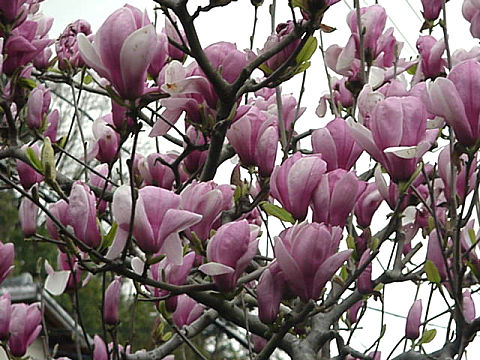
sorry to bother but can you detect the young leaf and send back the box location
[424,260,441,284]
[25,147,43,172]
[261,202,295,224]
[418,328,436,345]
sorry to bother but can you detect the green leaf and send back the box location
[261,202,295,224]
[161,332,172,342]
[346,235,355,251]
[407,63,418,75]
[424,260,441,284]
[83,74,93,85]
[25,147,43,172]
[100,222,117,251]
[19,77,37,90]
[340,265,348,281]
[296,36,318,64]
[418,328,436,345]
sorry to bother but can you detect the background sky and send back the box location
[38,0,480,358]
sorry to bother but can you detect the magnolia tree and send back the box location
[2,0,480,359]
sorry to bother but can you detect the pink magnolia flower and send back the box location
[183,126,208,174]
[438,146,476,203]
[141,252,196,311]
[44,109,59,142]
[19,195,38,236]
[137,152,177,189]
[354,182,383,228]
[357,251,372,294]
[416,36,446,79]
[163,14,187,62]
[104,277,121,325]
[427,60,480,146]
[89,164,112,213]
[8,303,42,357]
[68,182,102,248]
[463,0,480,38]
[45,200,69,241]
[56,19,92,71]
[270,152,326,220]
[348,96,436,181]
[405,299,422,340]
[274,222,352,302]
[347,300,363,324]
[0,241,14,285]
[0,0,29,24]
[180,181,233,242]
[252,88,305,133]
[150,42,247,136]
[426,230,447,282]
[0,294,11,340]
[311,169,366,227]
[422,0,443,21]
[148,33,168,79]
[172,294,204,328]
[26,84,50,129]
[312,117,363,171]
[109,185,202,263]
[347,5,389,63]
[463,290,476,323]
[56,251,83,291]
[227,106,278,177]
[257,261,286,324]
[77,5,156,99]
[93,335,108,360]
[16,144,44,190]
[3,16,54,75]
[248,21,301,74]
[200,220,259,292]
[88,114,120,164]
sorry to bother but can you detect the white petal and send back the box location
[384,146,418,159]
[199,262,235,276]
[44,270,71,296]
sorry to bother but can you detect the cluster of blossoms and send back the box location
[2,0,480,358]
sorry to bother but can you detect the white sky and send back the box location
[38,0,480,358]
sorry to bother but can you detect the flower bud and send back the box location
[405,299,422,340]
[104,277,121,325]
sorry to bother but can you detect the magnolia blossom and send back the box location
[8,303,42,357]
[311,169,365,227]
[88,114,120,164]
[405,299,422,340]
[0,294,11,340]
[428,60,480,146]
[0,241,14,285]
[422,0,442,21]
[200,220,259,292]
[68,182,102,248]
[311,117,362,171]
[109,185,202,263]
[172,295,204,328]
[270,152,326,220]
[348,96,436,181]
[104,277,121,325]
[56,19,92,70]
[257,261,286,324]
[274,222,352,302]
[227,106,278,177]
[416,36,446,79]
[77,5,156,99]
[463,0,480,38]
[180,181,233,242]
[437,146,476,203]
